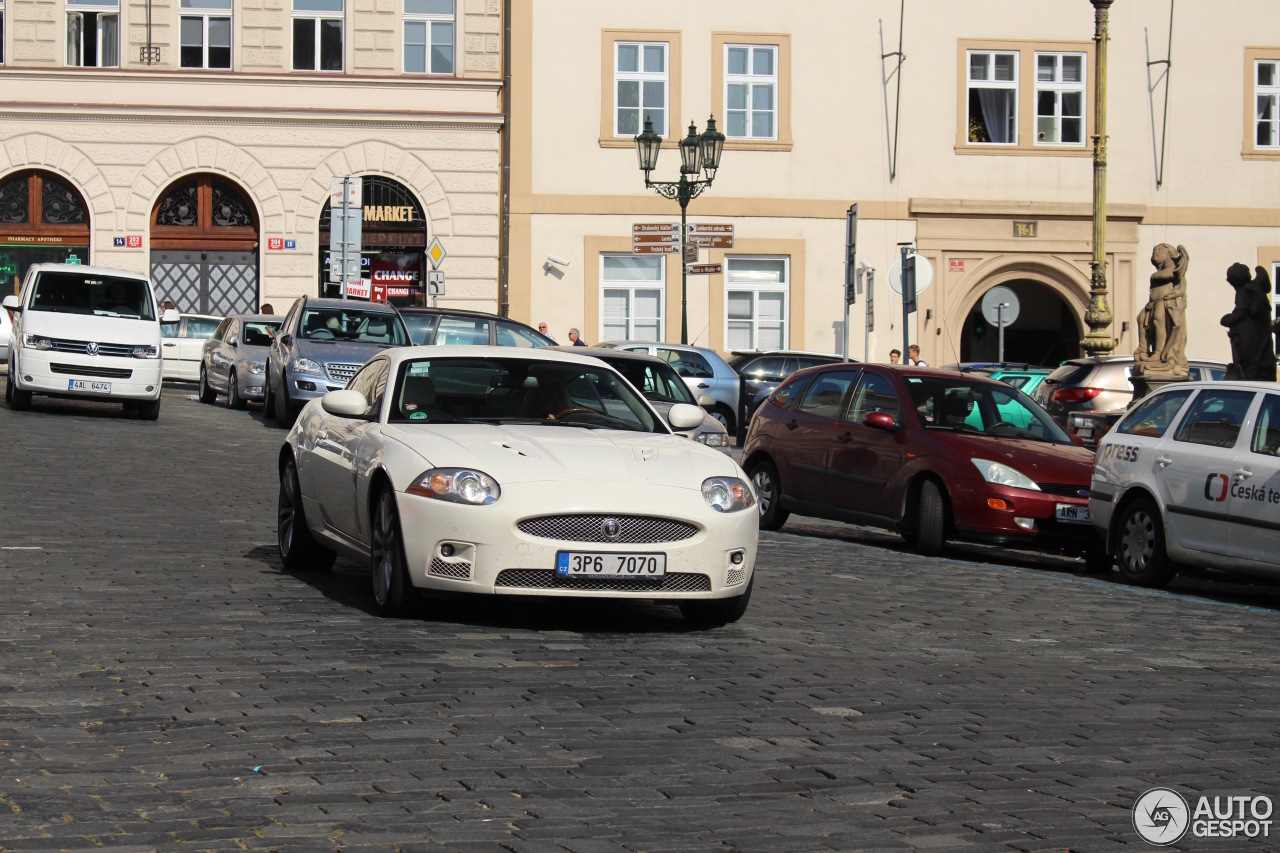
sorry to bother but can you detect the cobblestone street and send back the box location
[2,391,1279,851]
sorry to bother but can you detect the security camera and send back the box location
[859,261,875,273]
[546,255,570,267]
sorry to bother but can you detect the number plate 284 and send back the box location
[556,551,666,578]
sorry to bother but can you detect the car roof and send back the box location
[381,344,614,370]
[175,313,224,321]
[234,313,281,323]
[304,296,400,313]
[729,349,843,359]
[398,306,514,319]
[28,262,150,280]
[550,345,666,364]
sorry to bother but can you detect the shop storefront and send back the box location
[0,170,91,295]
[318,176,427,307]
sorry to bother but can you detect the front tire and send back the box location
[277,456,336,571]
[228,372,245,410]
[711,404,736,434]
[273,373,296,428]
[1084,541,1113,574]
[198,366,216,403]
[748,458,789,531]
[371,488,416,618]
[135,397,161,421]
[680,575,753,626]
[912,479,946,556]
[1115,498,1174,588]
[10,377,31,411]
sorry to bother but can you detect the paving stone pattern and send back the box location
[2,392,1280,851]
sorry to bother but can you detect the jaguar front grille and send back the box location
[517,514,698,544]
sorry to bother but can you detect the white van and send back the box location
[3,263,178,420]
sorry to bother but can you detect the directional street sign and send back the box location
[689,234,734,249]
[686,263,723,275]
[633,233,679,244]
[686,223,733,234]
[633,223,679,234]
[633,244,679,254]
[427,270,446,296]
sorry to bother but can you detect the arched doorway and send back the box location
[959,280,1081,365]
[318,175,427,306]
[0,170,91,295]
[149,174,260,315]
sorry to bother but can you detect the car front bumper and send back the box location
[285,368,346,404]
[13,349,162,401]
[947,480,1099,550]
[388,479,758,599]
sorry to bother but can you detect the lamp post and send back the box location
[1081,0,1117,357]
[635,115,725,345]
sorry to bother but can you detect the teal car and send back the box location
[984,366,1051,397]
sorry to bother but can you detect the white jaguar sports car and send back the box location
[277,346,758,623]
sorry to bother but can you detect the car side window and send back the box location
[796,371,857,420]
[1250,394,1280,457]
[845,371,900,423]
[281,299,301,335]
[769,374,813,411]
[744,356,785,379]
[211,318,232,342]
[160,320,180,337]
[1173,389,1255,448]
[186,318,221,338]
[1115,390,1192,438]
[436,316,490,346]
[496,322,545,348]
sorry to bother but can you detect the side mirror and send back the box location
[1069,433,1085,447]
[227,334,239,348]
[863,412,898,431]
[668,402,706,430]
[321,389,369,418]
[3,295,21,311]
[161,308,180,322]
[279,333,293,348]
[696,394,716,409]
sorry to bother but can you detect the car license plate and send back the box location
[556,551,666,578]
[1056,503,1091,524]
[1075,427,1093,438]
[68,379,111,393]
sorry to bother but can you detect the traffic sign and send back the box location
[689,234,734,249]
[633,233,679,244]
[632,244,678,254]
[686,223,733,234]
[633,223,679,234]
[426,236,447,270]
[427,270,446,296]
[329,176,362,209]
[981,286,1020,327]
[686,263,722,275]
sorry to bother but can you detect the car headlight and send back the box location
[23,334,53,351]
[407,468,500,505]
[248,362,266,375]
[699,432,729,448]
[971,458,1041,491]
[702,476,756,512]
[292,357,322,375]
[131,344,158,359]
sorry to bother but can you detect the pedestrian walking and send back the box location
[909,344,926,366]
[889,348,901,364]
[568,327,586,346]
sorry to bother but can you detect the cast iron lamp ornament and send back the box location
[635,115,726,344]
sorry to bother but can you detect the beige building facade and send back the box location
[510,1,1280,367]
[0,0,503,315]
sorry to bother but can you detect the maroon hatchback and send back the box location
[742,363,1106,565]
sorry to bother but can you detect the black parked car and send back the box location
[728,349,845,431]
[398,307,554,348]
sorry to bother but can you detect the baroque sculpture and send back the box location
[1133,243,1189,379]
[1221,263,1277,381]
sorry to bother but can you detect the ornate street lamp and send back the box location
[635,115,725,344]
[1081,0,1117,357]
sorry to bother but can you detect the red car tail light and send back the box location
[1053,386,1103,403]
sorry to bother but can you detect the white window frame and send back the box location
[725,256,790,351]
[1257,60,1280,149]
[600,254,665,343]
[967,49,1019,145]
[614,41,668,138]
[1033,51,1086,146]
[724,43,778,140]
[66,0,119,68]
[180,0,233,70]
[1,0,6,65]
[403,0,454,75]
[292,0,344,72]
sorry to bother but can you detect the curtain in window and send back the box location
[978,89,1013,143]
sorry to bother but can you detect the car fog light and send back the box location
[145,385,155,393]
[988,498,1009,511]
[1014,516,1035,530]
[441,543,455,557]
[297,380,316,391]
[730,551,745,565]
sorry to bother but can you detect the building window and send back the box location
[404,0,453,75]
[601,255,664,342]
[1034,52,1085,145]
[725,44,777,139]
[1,0,6,65]
[615,41,667,137]
[293,0,343,72]
[1258,60,1280,148]
[181,0,232,69]
[968,50,1018,144]
[726,257,789,350]
[66,0,119,68]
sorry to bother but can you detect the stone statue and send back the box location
[1134,243,1189,378]
[1221,263,1277,381]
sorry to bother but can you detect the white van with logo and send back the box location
[3,263,178,420]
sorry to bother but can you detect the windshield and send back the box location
[603,358,697,405]
[389,356,662,433]
[903,375,1072,444]
[299,307,409,344]
[28,272,156,320]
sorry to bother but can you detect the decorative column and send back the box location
[1081,0,1117,358]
